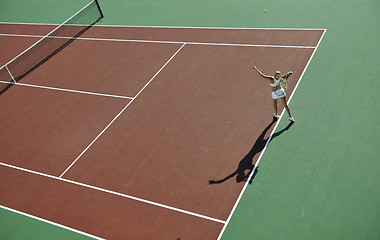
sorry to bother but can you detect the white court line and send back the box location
[4,66,16,83]
[95,24,327,31]
[287,29,327,102]
[0,21,327,31]
[0,33,317,49]
[0,205,105,240]
[0,162,225,225]
[59,43,186,178]
[216,29,327,240]
[0,80,133,99]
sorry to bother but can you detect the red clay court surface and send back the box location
[0,23,325,239]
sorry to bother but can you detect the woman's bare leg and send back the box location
[281,97,292,117]
[273,99,278,116]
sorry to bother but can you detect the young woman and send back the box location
[253,66,295,122]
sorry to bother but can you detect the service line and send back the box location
[59,43,186,178]
[0,80,133,99]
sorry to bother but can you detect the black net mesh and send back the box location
[0,0,103,94]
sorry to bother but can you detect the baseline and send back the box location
[0,22,327,30]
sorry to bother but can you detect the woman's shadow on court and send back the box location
[209,117,294,185]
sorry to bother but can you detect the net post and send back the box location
[94,0,104,18]
[5,66,16,84]
[0,0,101,95]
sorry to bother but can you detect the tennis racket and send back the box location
[280,71,292,90]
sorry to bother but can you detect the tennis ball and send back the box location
[264,9,267,12]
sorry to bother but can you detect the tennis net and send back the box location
[0,0,103,94]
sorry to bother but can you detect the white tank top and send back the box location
[270,77,281,87]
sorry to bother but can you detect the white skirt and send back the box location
[272,88,286,99]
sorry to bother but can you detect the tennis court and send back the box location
[0,1,325,238]
[1,0,379,239]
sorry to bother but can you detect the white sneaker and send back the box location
[274,113,279,118]
[289,116,295,122]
